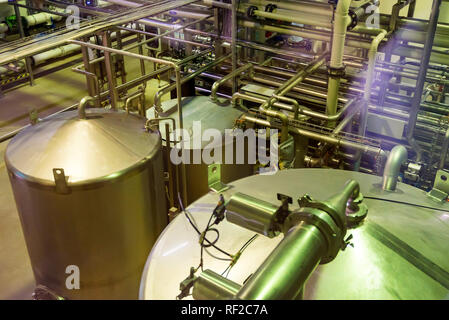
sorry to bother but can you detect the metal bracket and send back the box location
[29,109,38,125]
[53,168,70,194]
[208,163,229,193]
[427,169,449,202]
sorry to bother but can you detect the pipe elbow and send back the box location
[78,96,95,119]
[382,145,408,191]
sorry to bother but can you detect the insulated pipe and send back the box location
[0,23,8,34]
[104,0,214,22]
[326,0,352,118]
[25,11,63,26]
[32,44,81,65]
[382,145,408,192]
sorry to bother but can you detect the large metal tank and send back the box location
[147,95,253,205]
[5,107,167,299]
[140,169,449,299]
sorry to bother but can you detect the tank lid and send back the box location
[5,109,160,185]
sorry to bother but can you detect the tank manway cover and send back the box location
[5,108,161,186]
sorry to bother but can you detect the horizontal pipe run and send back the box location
[240,115,386,160]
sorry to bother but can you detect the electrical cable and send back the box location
[178,193,233,258]
[364,196,449,213]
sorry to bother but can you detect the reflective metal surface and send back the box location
[141,169,449,300]
[6,109,161,184]
[147,96,253,204]
[6,108,167,299]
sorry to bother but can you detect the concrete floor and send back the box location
[0,53,151,299]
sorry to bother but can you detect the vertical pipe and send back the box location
[325,0,351,119]
[136,23,146,77]
[81,38,96,100]
[407,0,442,161]
[101,31,119,109]
[439,127,449,170]
[231,0,238,94]
[165,122,175,209]
[13,3,34,86]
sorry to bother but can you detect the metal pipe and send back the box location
[382,145,408,191]
[260,54,328,111]
[68,36,188,204]
[258,109,289,143]
[13,2,34,86]
[326,0,352,118]
[239,6,332,29]
[210,63,253,103]
[407,0,442,161]
[154,54,231,112]
[233,180,361,300]
[232,92,356,122]
[240,115,387,159]
[231,0,238,94]
[240,20,372,50]
[71,66,101,107]
[125,89,145,117]
[354,28,388,171]
[236,221,326,299]
[439,127,449,170]
[202,0,232,10]
[78,96,95,119]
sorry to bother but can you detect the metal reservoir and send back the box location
[5,106,167,299]
[140,169,449,300]
[147,95,253,205]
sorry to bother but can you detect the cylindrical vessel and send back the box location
[147,96,253,205]
[140,169,449,300]
[5,108,167,299]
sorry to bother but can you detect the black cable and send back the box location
[199,210,217,271]
[178,193,233,258]
[364,196,449,213]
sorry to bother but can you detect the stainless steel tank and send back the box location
[147,95,253,205]
[5,107,167,300]
[140,169,449,299]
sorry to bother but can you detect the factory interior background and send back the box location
[1,0,449,301]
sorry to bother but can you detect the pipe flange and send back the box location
[298,194,346,233]
[346,193,368,228]
[283,208,343,264]
[265,4,277,12]
[347,10,358,31]
[327,65,346,79]
[247,6,258,18]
